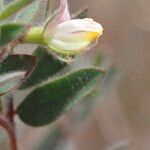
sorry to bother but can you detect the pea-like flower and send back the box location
[44,0,103,55]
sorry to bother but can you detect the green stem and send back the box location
[24,26,46,45]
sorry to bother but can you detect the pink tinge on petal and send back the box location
[59,0,71,22]
[46,0,71,31]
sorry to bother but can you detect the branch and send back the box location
[6,97,14,126]
[2,94,14,125]
[0,116,17,150]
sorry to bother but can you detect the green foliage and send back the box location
[14,0,40,23]
[0,54,36,94]
[0,54,36,76]
[0,1,105,150]
[17,68,105,126]
[0,0,105,134]
[0,23,25,46]
[20,46,67,89]
[0,0,35,20]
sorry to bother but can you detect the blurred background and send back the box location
[1,0,150,149]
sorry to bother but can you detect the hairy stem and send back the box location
[1,94,17,150]
[46,0,51,17]
[4,94,14,125]
[0,97,2,114]
[0,116,17,150]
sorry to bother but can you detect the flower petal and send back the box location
[45,0,70,30]
[46,31,101,54]
[44,18,103,54]
[55,18,103,34]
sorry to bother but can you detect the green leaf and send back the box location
[0,0,35,20]
[0,54,36,95]
[20,46,67,89]
[0,23,25,46]
[17,67,105,126]
[14,0,40,23]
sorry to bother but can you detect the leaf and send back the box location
[20,46,67,89]
[0,54,36,95]
[14,0,40,23]
[0,0,35,20]
[0,23,25,46]
[0,71,25,95]
[17,67,105,126]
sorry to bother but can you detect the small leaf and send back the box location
[0,0,35,20]
[20,46,67,89]
[0,23,25,46]
[17,67,105,126]
[0,71,25,95]
[0,54,36,94]
[14,0,40,23]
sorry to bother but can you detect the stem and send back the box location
[46,0,50,17]
[0,116,17,150]
[4,94,14,125]
[1,94,17,150]
[0,96,2,114]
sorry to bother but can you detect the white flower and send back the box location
[44,0,103,55]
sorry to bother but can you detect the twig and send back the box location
[1,94,17,150]
[4,94,14,126]
[0,116,17,150]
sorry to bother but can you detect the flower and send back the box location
[44,0,103,55]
